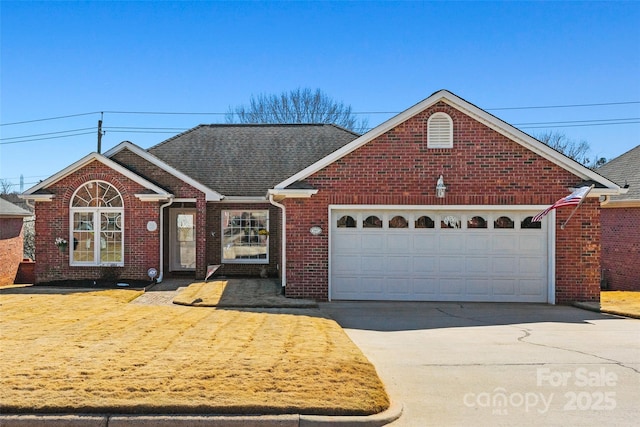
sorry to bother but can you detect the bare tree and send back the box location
[535,131,606,169]
[0,178,15,194]
[226,88,368,133]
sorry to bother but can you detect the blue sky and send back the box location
[1,1,639,191]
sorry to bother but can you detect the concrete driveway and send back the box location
[319,302,640,426]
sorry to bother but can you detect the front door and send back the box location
[170,209,196,271]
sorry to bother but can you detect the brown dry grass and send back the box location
[0,289,388,415]
[601,291,640,318]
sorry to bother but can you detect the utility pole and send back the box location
[97,112,104,153]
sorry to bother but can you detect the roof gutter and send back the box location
[268,193,286,289]
[156,196,175,284]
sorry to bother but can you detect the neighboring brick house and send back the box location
[21,90,625,303]
[597,145,639,291]
[0,198,32,286]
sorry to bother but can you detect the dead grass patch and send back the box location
[0,289,388,415]
[601,291,640,318]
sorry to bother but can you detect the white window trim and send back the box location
[427,112,453,148]
[69,181,124,267]
[221,209,269,264]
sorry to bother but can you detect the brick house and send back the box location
[21,90,625,303]
[597,145,639,291]
[0,198,32,286]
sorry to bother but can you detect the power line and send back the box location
[0,131,96,145]
[1,100,639,126]
[0,127,95,141]
[0,112,100,127]
[486,101,640,111]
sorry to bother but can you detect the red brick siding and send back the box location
[0,218,24,286]
[205,203,282,277]
[33,161,162,283]
[110,149,211,278]
[601,207,640,291]
[284,102,601,303]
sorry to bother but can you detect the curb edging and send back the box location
[0,402,403,427]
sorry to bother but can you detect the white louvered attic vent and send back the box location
[427,112,453,148]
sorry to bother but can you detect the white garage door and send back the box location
[330,209,550,302]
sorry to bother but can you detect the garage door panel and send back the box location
[493,234,519,252]
[492,257,518,275]
[388,256,411,273]
[518,279,543,296]
[387,277,413,296]
[466,279,489,295]
[519,235,545,252]
[440,257,463,273]
[412,278,438,295]
[333,234,360,252]
[466,257,489,273]
[467,234,490,251]
[361,255,385,273]
[493,279,516,296]
[413,235,438,253]
[331,209,548,302]
[440,278,465,295]
[413,256,436,273]
[519,257,545,275]
[361,234,385,252]
[387,234,411,252]
[333,254,360,274]
[439,234,466,253]
[361,277,385,295]
[331,276,361,298]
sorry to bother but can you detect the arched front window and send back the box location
[70,181,124,266]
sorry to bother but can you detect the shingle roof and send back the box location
[0,197,33,217]
[597,145,640,201]
[147,124,360,197]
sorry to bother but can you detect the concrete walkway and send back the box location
[129,277,194,306]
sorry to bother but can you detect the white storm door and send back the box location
[170,209,196,271]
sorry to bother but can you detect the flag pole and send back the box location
[560,184,595,230]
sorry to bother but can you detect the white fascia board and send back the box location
[22,152,170,198]
[18,193,54,202]
[135,194,174,202]
[267,189,318,198]
[439,93,623,192]
[601,199,640,208]
[276,89,622,193]
[219,196,268,203]
[104,141,223,201]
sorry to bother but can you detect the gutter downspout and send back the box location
[156,197,175,284]
[269,194,286,288]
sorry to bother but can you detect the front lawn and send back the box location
[0,289,389,415]
[601,290,640,318]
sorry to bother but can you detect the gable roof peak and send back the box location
[275,89,624,194]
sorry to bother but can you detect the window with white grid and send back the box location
[70,181,124,266]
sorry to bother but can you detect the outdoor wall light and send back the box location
[436,175,447,198]
[309,226,322,236]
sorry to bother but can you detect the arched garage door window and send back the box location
[70,180,124,266]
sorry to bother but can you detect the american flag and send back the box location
[532,186,593,223]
